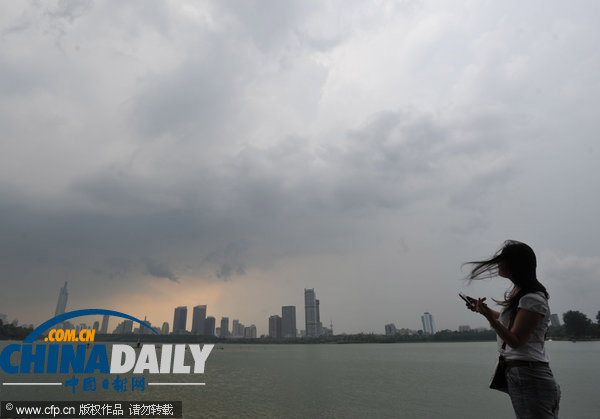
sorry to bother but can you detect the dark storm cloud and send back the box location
[202,242,249,281]
[216,263,246,281]
[143,258,178,282]
[0,105,463,287]
[97,256,132,281]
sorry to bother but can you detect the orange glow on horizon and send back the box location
[87,276,225,332]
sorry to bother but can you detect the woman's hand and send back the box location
[474,297,495,321]
[464,295,477,312]
[464,295,500,320]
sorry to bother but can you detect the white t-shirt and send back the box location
[497,292,551,362]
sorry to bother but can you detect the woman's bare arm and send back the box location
[475,299,543,348]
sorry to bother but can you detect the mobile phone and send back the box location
[459,293,475,308]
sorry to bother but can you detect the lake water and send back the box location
[1,340,598,418]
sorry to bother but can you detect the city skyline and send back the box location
[1,275,583,339]
[42,283,466,337]
[34,282,402,336]
[3,280,578,337]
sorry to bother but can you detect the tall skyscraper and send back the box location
[281,306,297,338]
[244,325,257,338]
[304,288,322,337]
[550,313,561,328]
[219,317,229,338]
[173,306,188,334]
[269,315,282,338]
[161,322,169,335]
[232,320,245,337]
[138,316,155,335]
[205,316,216,336]
[191,305,207,335]
[316,299,322,336]
[100,315,110,334]
[113,320,133,334]
[92,321,100,331]
[54,282,69,317]
[421,312,435,334]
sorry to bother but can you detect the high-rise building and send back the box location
[161,322,169,335]
[385,323,397,336]
[316,299,322,335]
[0,313,7,325]
[421,312,435,334]
[244,325,257,338]
[304,288,322,337]
[205,317,216,336]
[550,313,561,328]
[282,306,297,338]
[269,315,282,338]
[100,315,110,334]
[113,320,133,334]
[219,317,229,338]
[139,316,148,334]
[192,305,207,335]
[232,320,245,337]
[139,317,156,335]
[92,321,100,331]
[173,306,188,334]
[54,282,69,317]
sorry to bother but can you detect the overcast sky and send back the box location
[1,0,599,335]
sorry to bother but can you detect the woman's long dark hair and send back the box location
[465,240,548,313]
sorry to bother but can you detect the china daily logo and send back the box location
[0,309,213,376]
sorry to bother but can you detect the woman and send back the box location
[464,240,560,418]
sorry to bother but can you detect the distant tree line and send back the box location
[546,310,600,340]
[0,320,33,340]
